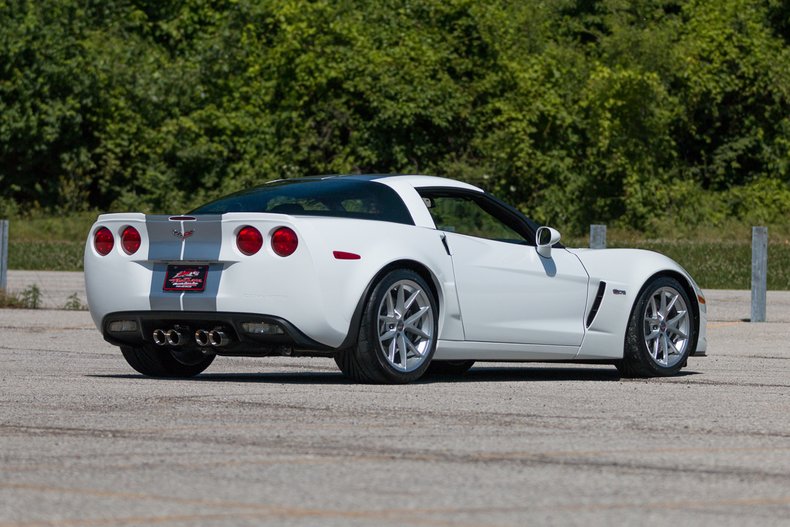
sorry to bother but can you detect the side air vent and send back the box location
[586,281,607,328]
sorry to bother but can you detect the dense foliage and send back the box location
[1,0,789,233]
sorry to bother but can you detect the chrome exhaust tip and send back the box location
[194,329,210,347]
[152,329,167,346]
[208,329,230,347]
[165,329,187,347]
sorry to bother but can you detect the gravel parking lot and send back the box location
[1,278,789,526]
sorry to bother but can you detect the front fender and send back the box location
[568,248,706,359]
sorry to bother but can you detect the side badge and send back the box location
[613,289,626,296]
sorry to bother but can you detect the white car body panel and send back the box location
[434,340,579,361]
[441,235,588,347]
[569,248,708,359]
[85,174,707,366]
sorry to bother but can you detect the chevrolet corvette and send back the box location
[84,175,707,383]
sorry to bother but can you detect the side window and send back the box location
[422,194,527,244]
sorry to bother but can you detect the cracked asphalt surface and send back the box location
[1,289,789,526]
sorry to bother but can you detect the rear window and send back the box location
[190,178,414,225]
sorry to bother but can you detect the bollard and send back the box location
[0,220,8,293]
[590,224,607,249]
[0,219,8,292]
[751,226,767,322]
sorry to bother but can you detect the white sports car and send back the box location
[85,175,707,383]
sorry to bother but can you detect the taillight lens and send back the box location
[121,226,141,255]
[94,227,114,256]
[237,226,263,255]
[271,227,298,257]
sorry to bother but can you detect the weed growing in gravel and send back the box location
[63,292,86,310]
[0,284,42,309]
[19,284,42,309]
[0,290,23,308]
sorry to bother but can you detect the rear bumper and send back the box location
[102,311,334,355]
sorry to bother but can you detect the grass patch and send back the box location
[8,240,84,271]
[63,292,88,310]
[0,284,42,309]
[612,240,790,290]
[549,224,790,290]
[0,290,24,308]
[5,213,94,271]
[565,227,790,290]
[9,212,97,242]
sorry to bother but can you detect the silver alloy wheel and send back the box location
[377,279,435,372]
[642,286,690,368]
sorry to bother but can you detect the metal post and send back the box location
[751,226,767,322]
[590,224,607,249]
[0,219,7,292]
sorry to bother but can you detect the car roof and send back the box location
[375,174,482,191]
[269,174,483,192]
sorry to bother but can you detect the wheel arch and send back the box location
[337,259,442,350]
[631,270,701,356]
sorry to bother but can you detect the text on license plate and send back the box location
[163,265,208,292]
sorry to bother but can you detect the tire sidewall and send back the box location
[626,276,694,376]
[362,269,438,383]
[121,344,214,377]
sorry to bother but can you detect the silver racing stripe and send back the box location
[146,214,224,312]
[181,216,223,261]
[149,263,182,311]
[182,264,223,311]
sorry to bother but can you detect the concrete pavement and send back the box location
[1,275,789,526]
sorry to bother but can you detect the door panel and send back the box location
[446,233,589,347]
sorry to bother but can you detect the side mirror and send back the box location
[536,227,561,258]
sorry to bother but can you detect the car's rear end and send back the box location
[85,212,360,357]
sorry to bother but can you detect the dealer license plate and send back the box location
[163,265,208,292]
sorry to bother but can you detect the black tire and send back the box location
[617,276,695,378]
[120,344,214,377]
[334,269,438,384]
[425,360,475,375]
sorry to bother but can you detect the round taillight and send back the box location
[121,226,141,255]
[237,226,263,255]
[94,227,114,256]
[271,227,298,257]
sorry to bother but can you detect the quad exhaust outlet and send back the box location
[208,329,229,347]
[165,329,187,346]
[194,329,210,347]
[152,329,167,346]
[153,327,231,348]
